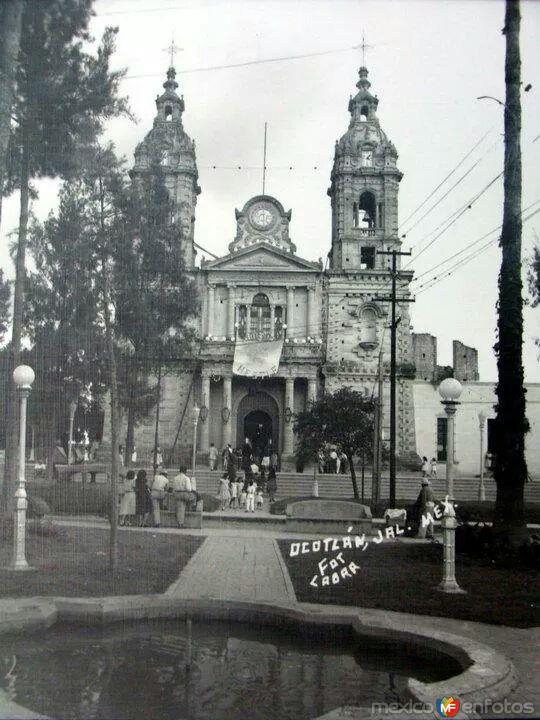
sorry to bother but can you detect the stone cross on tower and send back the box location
[163,38,182,68]
[353,32,373,66]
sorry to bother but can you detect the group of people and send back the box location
[420,456,438,478]
[317,446,349,474]
[118,465,198,529]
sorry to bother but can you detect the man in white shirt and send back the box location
[171,465,193,527]
[209,443,218,470]
[151,470,169,528]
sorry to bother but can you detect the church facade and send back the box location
[121,61,418,466]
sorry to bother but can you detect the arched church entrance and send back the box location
[236,391,279,457]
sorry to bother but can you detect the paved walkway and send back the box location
[165,536,296,605]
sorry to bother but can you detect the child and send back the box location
[246,479,256,513]
[239,477,248,508]
[229,476,238,508]
[236,477,244,506]
[256,487,264,509]
[430,457,438,478]
[421,456,430,477]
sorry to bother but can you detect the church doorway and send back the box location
[236,390,280,454]
[244,410,272,459]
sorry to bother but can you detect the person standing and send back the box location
[245,479,256,513]
[131,445,138,464]
[154,446,164,469]
[171,465,193,528]
[151,469,169,528]
[209,443,218,470]
[218,472,231,511]
[329,448,338,474]
[241,437,253,472]
[317,449,325,474]
[135,469,152,528]
[430,457,438,478]
[416,478,437,540]
[267,467,278,504]
[119,470,136,526]
[420,456,430,477]
[229,475,238,509]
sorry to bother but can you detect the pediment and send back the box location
[203,243,321,272]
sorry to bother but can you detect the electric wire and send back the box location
[397,127,495,232]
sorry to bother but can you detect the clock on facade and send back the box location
[361,150,373,167]
[250,204,275,230]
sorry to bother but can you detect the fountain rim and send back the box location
[0,595,518,719]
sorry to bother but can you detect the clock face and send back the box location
[250,205,274,230]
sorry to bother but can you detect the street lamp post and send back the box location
[478,411,487,502]
[437,377,466,594]
[191,404,201,488]
[10,365,35,571]
[68,400,77,465]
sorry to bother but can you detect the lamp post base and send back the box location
[437,579,467,594]
[3,562,35,572]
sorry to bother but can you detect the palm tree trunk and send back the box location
[493,0,528,538]
[0,0,24,229]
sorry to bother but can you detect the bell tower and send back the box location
[130,64,201,266]
[328,66,402,271]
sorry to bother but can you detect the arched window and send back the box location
[274,305,283,339]
[360,105,369,122]
[237,305,247,339]
[359,191,376,229]
[250,293,271,339]
[165,105,172,121]
[360,307,377,346]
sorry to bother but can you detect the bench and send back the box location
[285,499,373,535]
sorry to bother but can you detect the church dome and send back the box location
[131,66,198,179]
[334,66,398,162]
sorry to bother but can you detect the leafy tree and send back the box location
[0,0,24,228]
[527,242,540,349]
[493,0,529,539]
[294,387,374,500]
[114,165,198,462]
[2,0,128,505]
[24,185,108,474]
[0,270,10,342]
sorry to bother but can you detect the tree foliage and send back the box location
[294,387,374,499]
[0,270,10,342]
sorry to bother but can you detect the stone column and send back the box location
[270,305,275,339]
[283,376,295,455]
[286,287,294,339]
[246,303,252,338]
[307,286,316,338]
[307,377,317,406]
[222,375,232,446]
[207,285,215,337]
[227,284,235,340]
[200,372,211,450]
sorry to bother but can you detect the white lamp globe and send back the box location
[13,365,35,388]
[438,377,463,402]
[192,404,200,423]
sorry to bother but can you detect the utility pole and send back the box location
[374,249,414,507]
[371,347,384,505]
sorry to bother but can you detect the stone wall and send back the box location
[453,340,479,382]
[412,333,437,381]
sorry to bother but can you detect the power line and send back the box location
[123,46,354,80]
[401,139,500,244]
[409,198,540,287]
[403,169,503,268]
[412,204,540,296]
[398,128,495,232]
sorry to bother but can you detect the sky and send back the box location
[1,0,539,382]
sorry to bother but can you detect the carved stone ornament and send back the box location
[284,407,293,423]
[199,405,209,422]
[221,407,231,423]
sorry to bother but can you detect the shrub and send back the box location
[27,495,51,518]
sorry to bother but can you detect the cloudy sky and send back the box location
[1,0,539,381]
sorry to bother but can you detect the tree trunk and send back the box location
[0,0,24,229]
[347,452,360,500]
[125,390,135,466]
[102,257,119,571]
[494,0,528,538]
[3,131,29,509]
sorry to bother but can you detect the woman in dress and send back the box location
[119,470,136,526]
[218,472,231,511]
[267,467,278,504]
[135,469,152,527]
